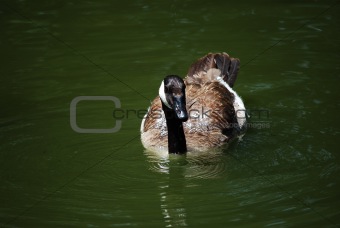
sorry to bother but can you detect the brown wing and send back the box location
[184,82,237,149]
[142,97,163,133]
[141,97,169,150]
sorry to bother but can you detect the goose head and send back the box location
[159,75,188,122]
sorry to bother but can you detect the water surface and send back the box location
[1,0,339,227]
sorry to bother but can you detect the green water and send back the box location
[1,0,339,227]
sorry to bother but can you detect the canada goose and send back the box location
[141,53,246,154]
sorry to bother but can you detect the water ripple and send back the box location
[144,149,228,179]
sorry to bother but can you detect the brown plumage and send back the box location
[187,52,240,87]
[141,52,246,153]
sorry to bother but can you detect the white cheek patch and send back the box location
[159,81,172,109]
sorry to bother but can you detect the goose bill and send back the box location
[173,96,188,121]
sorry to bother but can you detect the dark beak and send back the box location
[173,95,188,121]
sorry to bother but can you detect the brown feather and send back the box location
[186,52,240,88]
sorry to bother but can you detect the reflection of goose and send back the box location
[141,53,246,154]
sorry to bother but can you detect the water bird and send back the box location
[141,53,246,154]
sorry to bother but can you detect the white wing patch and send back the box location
[216,76,246,129]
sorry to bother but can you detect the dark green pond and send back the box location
[1,0,339,227]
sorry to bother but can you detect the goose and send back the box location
[140,52,246,154]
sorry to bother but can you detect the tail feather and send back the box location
[224,58,240,88]
[187,53,215,77]
[214,54,231,80]
[186,53,240,88]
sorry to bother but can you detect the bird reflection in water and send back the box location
[144,149,227,226]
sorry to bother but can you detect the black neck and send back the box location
[162,102,187,154]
